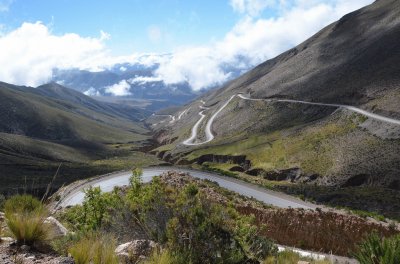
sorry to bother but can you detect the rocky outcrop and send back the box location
[115,240,158,263]
[194,154,251,170]
[246,167,319,183]
[230,166,246,172]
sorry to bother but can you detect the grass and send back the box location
[69,233,118,264]
[186,119,357,176]
[143,249,185,264]
[264,250,330,264]
[4,195,51,246]
[0,146,162,196]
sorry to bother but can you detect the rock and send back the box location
[115,240,158,263]
[229,166,245,172]
[20,245,31,252]
[1,237,15,243]
[58,257,75,264]
[297,261,310,264]
[45,216,68,238]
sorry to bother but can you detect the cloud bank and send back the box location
[0,0,373,90]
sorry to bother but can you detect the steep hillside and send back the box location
[148,0,400,216]
[0,82,161,194]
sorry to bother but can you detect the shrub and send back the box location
[62,187,122,231]
[4,195,50,245]
[69,232,118,264]
[263,250,330,264]
[166,185,276,263]
[354,233,400,264]
[4,194,42,214]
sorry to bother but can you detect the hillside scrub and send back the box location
[57,169,400,262]
[60,169,277,263]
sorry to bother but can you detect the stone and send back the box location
[20,245,30,252]
[297,261,310,264]
[58,257,75,264]
[45,216,69,238]
[115,240,158,263]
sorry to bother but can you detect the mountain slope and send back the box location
[150,0,400,193]
[0,82,160,194]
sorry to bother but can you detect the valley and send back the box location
[0,0,399,263]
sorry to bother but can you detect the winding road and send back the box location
[56,167,315,209]
[183,93,400,146]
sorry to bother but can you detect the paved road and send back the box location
[57,167,316,209]
[183,93,400,146]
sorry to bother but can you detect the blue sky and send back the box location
[0,0,373,88]
[0,0,253,55]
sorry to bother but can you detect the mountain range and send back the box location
[1,0,399,219]
[149,0,400,216]
[51,54,251,111]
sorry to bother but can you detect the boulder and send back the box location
[115,240,158,263]
[45,216,68,238]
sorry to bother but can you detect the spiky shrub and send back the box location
[69,233,118,264]
[4,195,50,245]
[354,233,400,264]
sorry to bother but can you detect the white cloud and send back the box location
[129,76,162,85]
[0,0,373,91]
[83,87,100,96]
[0,22,108,86]
[230,0,274,16]
[100,30,111,41]
[0,0,13,12]
[155,0,373,90]
[105,80,131,96]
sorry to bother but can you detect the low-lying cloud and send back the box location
[105,80,131,96]
[0,0,373,91]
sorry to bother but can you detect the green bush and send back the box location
[4,195,50,245]
[4,194,43,214]
[166,184,276,264]
[62,186,122,231]
[61,169,277,263]
[354,233,400,264]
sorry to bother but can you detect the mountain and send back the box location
[51,55,252,111]
[149,0,400,217]
[0,82,160,194]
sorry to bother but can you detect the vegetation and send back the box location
[69,233,118,264]
[236,206,398,256]
[4,195,50,246]
[61,169,277,263]
[187,120,357,175]
[264,250,330,264]
[354,233,400,264]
